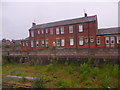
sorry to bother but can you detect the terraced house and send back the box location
[21,14,120,50]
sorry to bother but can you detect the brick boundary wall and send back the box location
[2,48,120,65]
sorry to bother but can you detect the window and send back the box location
[31,41,34,47]
[61,27,64,34]
[70,38,74,46]
[46,29,48,33]
[69,26,73,33]
[41,29,44,34]
[50,28,53,35]
[90,37,94,43]
[79,37,83,45]
[31,31,34,37]
[23,42,25,46]
[41,40,45,47]
[56,27,59,34]
[110,36,115,44]
[117,36,120,44]
[61,39,65,46]
[38,30,40,34]
[105,37,109,44]
[85,37,88,43]
[79,24,83,32]
[36,40,39,47]
[97,37,100,45]
[56,39,60,46]
[26,41,28,46]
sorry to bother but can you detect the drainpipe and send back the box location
[88,22,90,49]
[43,28,46,48]
[75,25,78,49]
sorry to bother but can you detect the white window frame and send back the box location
[41,29,44,34]
[70,38,74,46]
[69,25,73,33]
[50,28,53,35]
[79,37,84,45]
[61,27,64,34]
[97,37,100,45]
[117,36,120,44]
[110,36,115,44]
[90,37,94,43]
[41,40,45,47]
[56,27,59,34]
[31,40,34,47]
[31,31,34,37]
[26,41,28,46]
[46,29,48,33]
[38,30,40,34]
[105,37,109,44]
[61,38,65,46]
[36,40,39,47]
[23,42,25,46]
[85,37,88,43]
[79,24,83,32]
[56,39,60,47]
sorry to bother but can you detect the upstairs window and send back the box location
[31,41,34,47]
[46,29,48,33]
[41,40,45,47]
[79,37,83,45]
[56,27,59,34]
[110,36,115,44]
[69,26,73,33]
[61,38,65,46]
[50,28,53,35]
[105,37,109,44]
[38,30,40,34]
[41,29,44,34]
[31,31,34,37]
[56,39,60,47]
[61,27,64,34]
[36,40,39,47]
[117,36,120,44]
[97,37,100,45]
[70,38,74,46]
[79,24,83,32]
[85,37,88,43]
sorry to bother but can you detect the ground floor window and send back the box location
[36,40,39,47]
[31,41,34,47]
[97,37,100,45]
[117,36,120,44]
[26,41,28,46]
[56,39,60,47]
[70,38,74,46]
[90,37,94,43]
[110,36,115,44]
[79,37,83,45]
[85,37,88,43]
[61,39,65,46]
[41,40,45,47]
[105,37,109,44]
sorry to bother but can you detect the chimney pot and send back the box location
[32,22,36,26]
[85,13,87,17]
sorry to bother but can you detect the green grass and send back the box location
[2,61,119,88]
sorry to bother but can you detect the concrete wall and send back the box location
[2,48,120,65]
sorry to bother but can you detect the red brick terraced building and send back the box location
[21,14,120,50]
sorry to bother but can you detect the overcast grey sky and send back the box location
[2,2,118,40]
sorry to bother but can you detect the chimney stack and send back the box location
[32,22,36,26]
[84,13,87,17]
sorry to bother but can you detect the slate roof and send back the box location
[97,27,120,36]
[30,15,97,30]
[21,37,29,41]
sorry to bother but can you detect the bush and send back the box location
[4,44,10,48]
[32,77,45,88]
[55,79,68,88]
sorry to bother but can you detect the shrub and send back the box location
[101,75,111,88]
[32,77,45,88]
[55,79,68,88]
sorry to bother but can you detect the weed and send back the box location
[55,79,68,88]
